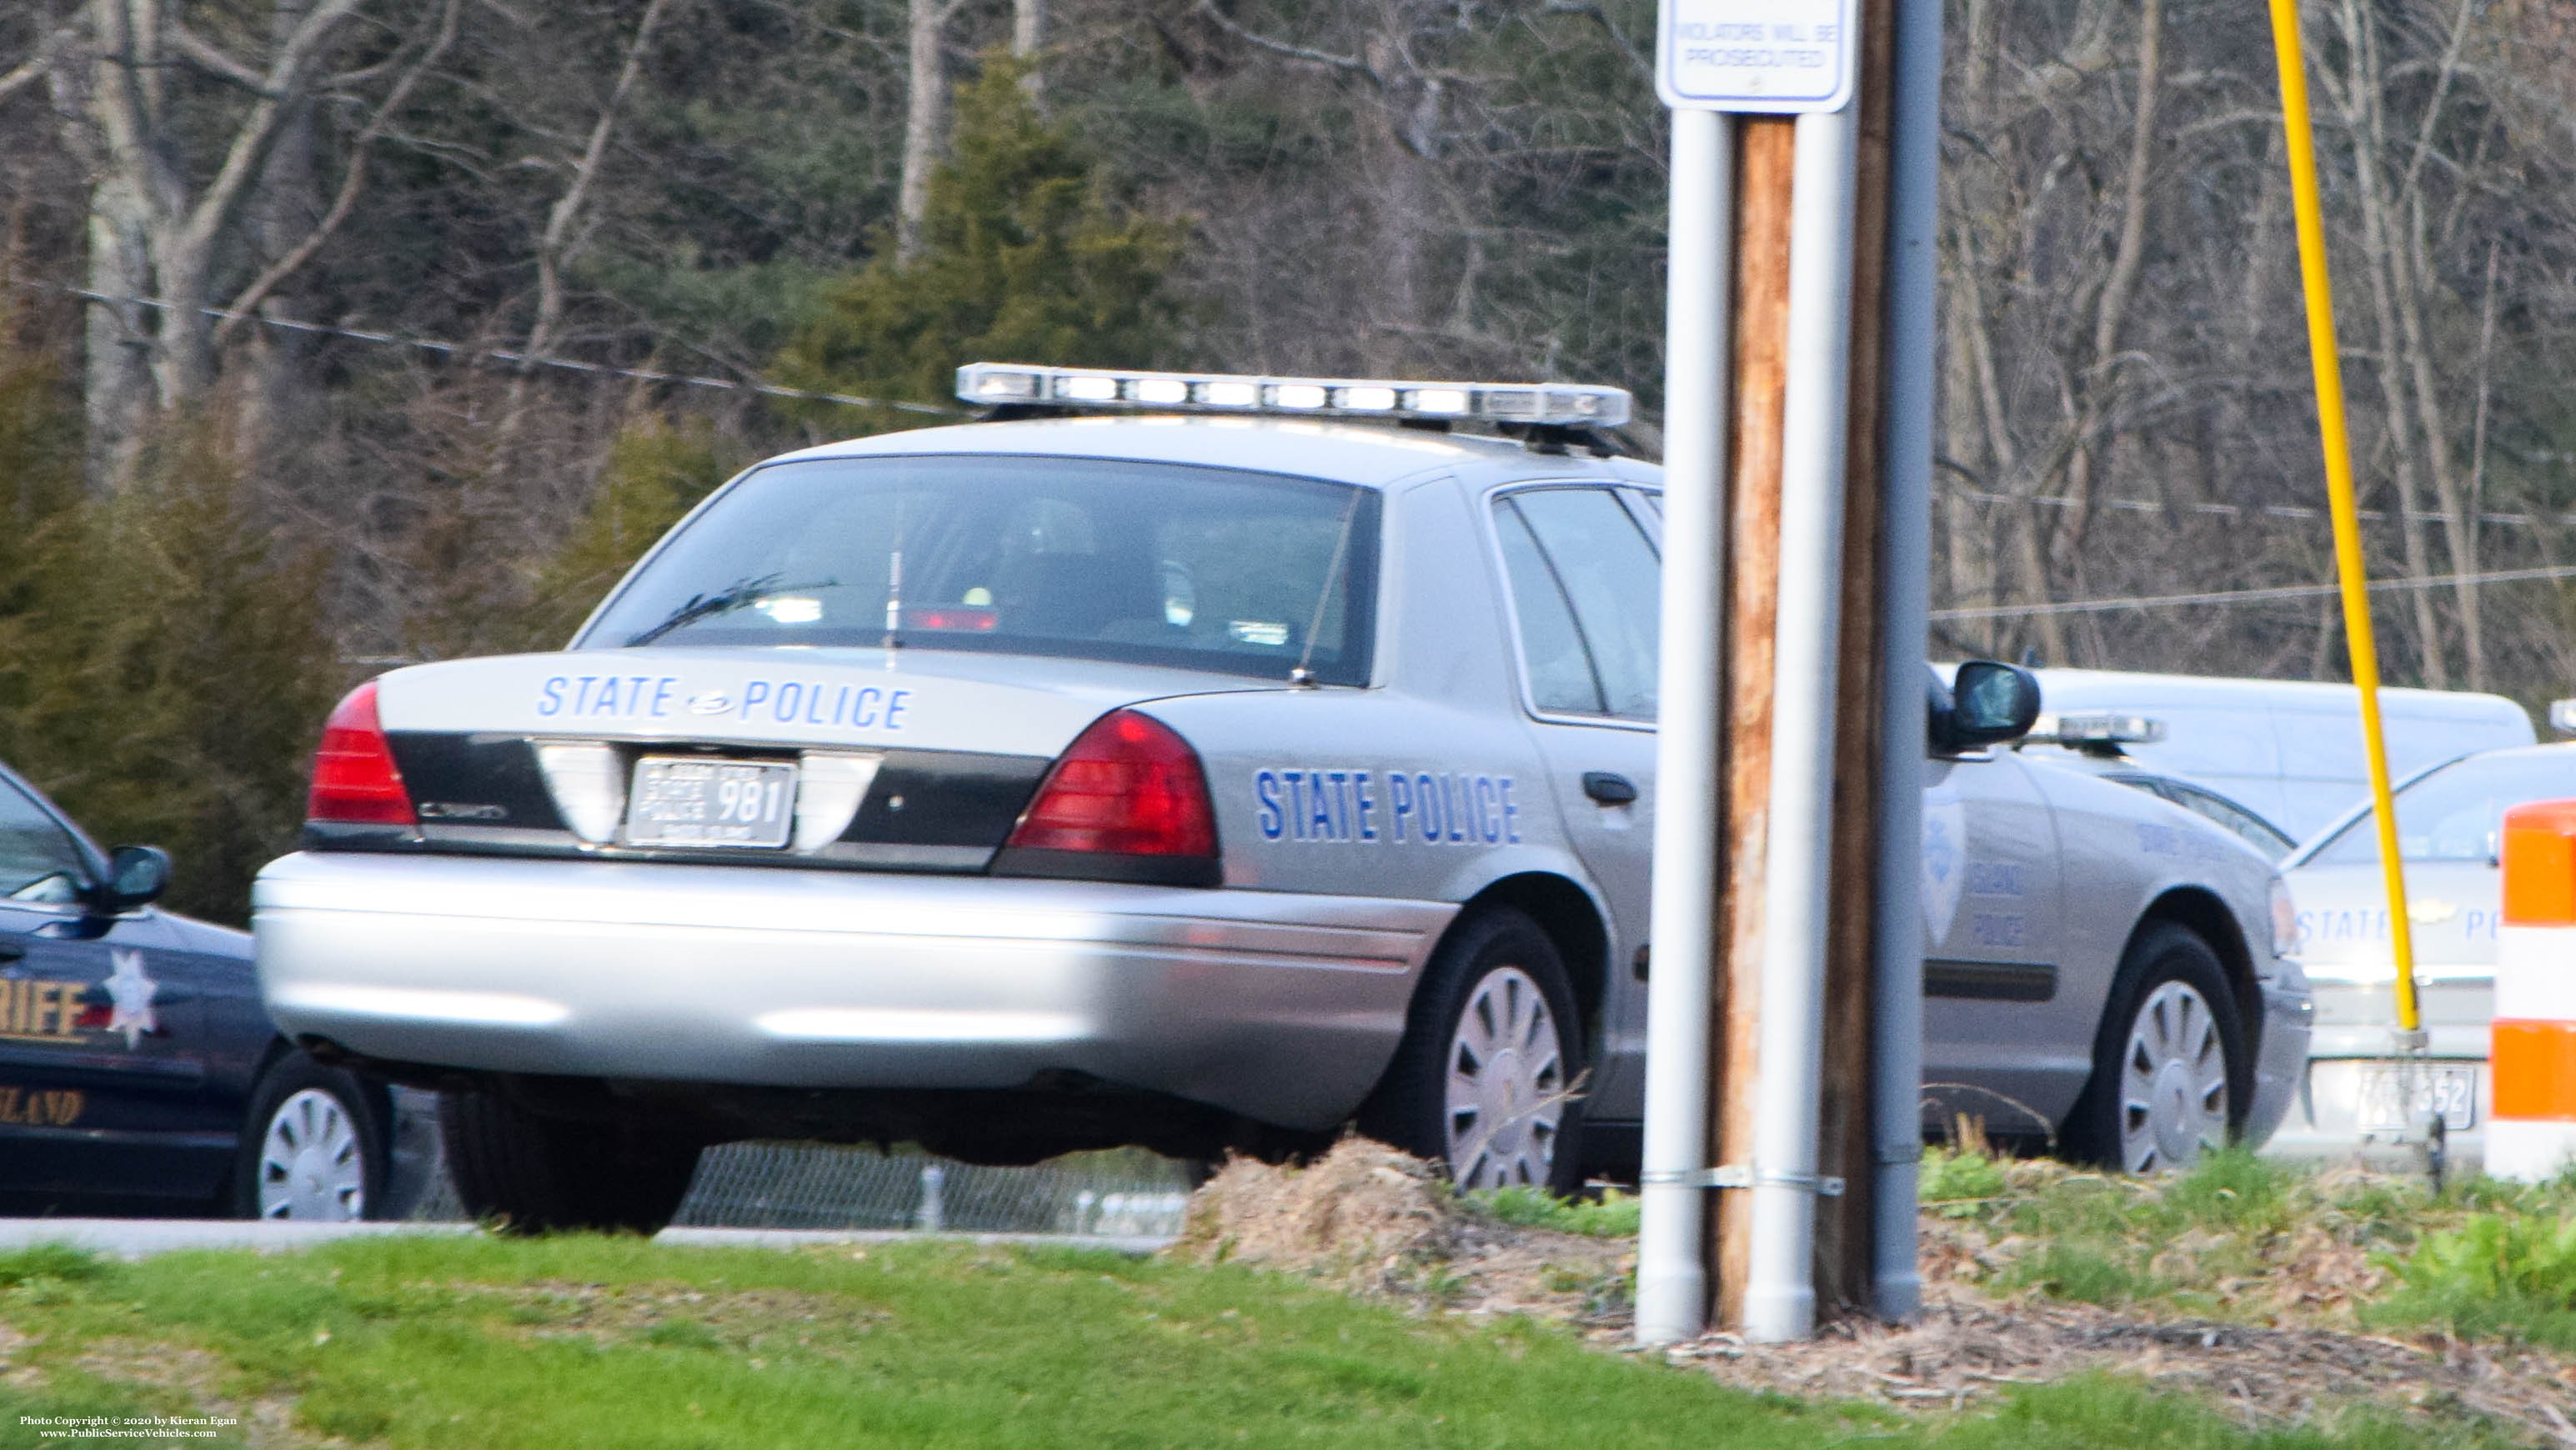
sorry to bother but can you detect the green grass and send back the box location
[0,1236,2475,1450]
[1468,1183,1642,1237]
[2375,1206,2576,1350]
[1922,1145,2576,1348]
[1918,1146,2010,1213]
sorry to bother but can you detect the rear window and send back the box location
[2310,750,2576,865]
[580,454,1381,685]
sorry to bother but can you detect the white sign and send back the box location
[1657,0,1858,113]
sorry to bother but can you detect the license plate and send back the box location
[623,757,796,849]
[2358,1062,2477,1134]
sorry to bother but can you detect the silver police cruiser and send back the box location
[253,364,2312,1232]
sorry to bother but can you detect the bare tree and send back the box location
[897,0,970,263]
[6,0,465,486]
[60,0,363,482]
[524,0,673,371]
[1014,0,1045,104]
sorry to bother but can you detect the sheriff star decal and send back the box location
[103,948,158,1048]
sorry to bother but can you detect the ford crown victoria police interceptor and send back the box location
[2272,740,2576,1174]
[253,364,2313,1232]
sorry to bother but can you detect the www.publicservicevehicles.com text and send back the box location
[18,1416,238,1439]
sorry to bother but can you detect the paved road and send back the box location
[0,1219,1173,1260]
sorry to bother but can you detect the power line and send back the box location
[28,277,2570,534]
[1932,562,2576,622]
[1943,484,2576,532]
[13,279,965,418]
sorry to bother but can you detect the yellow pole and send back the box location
[2266,0,2421,1035]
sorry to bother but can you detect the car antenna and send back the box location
[1290,492,1362,688]
[882,549,903,652]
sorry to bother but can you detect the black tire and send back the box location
[2061,921,2248,1173]
[1359,906,1586,1193]
[438,1088,703,1235]
[232,1053,390,1221]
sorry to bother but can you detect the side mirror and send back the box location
[96,845,171,911]
[1932,660,2042,754]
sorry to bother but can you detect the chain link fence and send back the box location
[408,1141,1192,1238]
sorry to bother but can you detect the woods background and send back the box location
[0,0,2572,917]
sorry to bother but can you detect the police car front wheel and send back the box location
[1361,906,1586,1194]
[2064,922,2246,1173]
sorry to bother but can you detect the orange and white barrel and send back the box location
[2490,799,2576,1180]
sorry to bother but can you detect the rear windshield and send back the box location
[579,454,1380,685]
[2310,750,2576,866]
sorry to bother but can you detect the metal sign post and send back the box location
[1871,0,1942,1325]
[1636,101,1734,1349]
[1639,0,1876,1347]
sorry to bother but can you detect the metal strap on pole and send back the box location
[2264,0,2422,1042]
[1641,1165,1847,1196]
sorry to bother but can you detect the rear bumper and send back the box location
[2260,984,2492,1173]
[2261,1056,2489,1176]
[254,851,1456,1132]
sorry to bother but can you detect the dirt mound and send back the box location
[1170,1139,1460,1285]
[1168,1140,1633,1320]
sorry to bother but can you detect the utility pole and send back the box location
[1638,0,1917,1343]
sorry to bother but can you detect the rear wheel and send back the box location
[233,1054,388,1221]
[439,1089,703,1235]
[2063,922,2245,1173]
[1361,907,1585,1193]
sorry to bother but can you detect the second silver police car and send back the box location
[254,364,2311,1231]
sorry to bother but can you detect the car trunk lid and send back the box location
[343,647,1271,872]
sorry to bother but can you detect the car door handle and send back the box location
[1581,771,1638,805]
[0,944,23,963]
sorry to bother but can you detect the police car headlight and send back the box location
[2268,877,2299,957]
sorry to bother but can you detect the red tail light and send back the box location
[1007,710,1218,858]
[308,680,417,825]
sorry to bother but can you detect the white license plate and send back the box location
[2358,1062,2477,1134]
[623,757,796,849]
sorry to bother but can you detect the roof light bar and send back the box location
[2032,712,2168,746]
[956,363,1631,429]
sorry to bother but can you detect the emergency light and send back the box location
[956,363,1631,429]
[2032,712,2166,748]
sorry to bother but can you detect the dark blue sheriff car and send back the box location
[0,765,429,1218]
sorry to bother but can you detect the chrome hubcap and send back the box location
[1444,966,1565,1189]
[2117,981,2228,1173]
[258,1088,366,1220]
